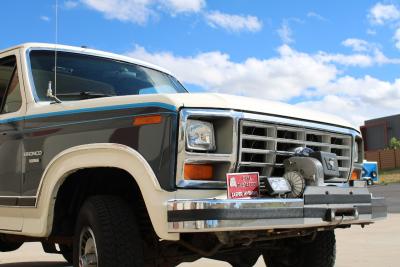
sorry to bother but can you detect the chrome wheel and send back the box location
[79,227,98,267]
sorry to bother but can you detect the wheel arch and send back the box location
[23,143,178,241]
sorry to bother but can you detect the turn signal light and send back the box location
[184,164,213,180]
[351,170,359,180]
[133,115,162,126]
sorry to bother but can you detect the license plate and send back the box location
[226,172,260,199]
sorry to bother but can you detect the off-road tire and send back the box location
[73,195,144,267]
[263,230,336,267]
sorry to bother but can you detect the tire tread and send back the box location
[73,195,143,267]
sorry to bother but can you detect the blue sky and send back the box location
[1,0,400,127]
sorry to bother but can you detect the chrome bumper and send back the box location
[167,186,387,233]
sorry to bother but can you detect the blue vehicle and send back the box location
[362,161,379,185]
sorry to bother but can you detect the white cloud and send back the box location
[318,40,400,66]
[80,0,260,32]
[366,29,377,35]
[204,11,262,32]
[394,28,400,49]
[367,3,400,50]
[342,38,371,52]
[307,11,326,21]
[126,44,399,126]
[127,44,337,101]
[81,0,205,25]
[81,0,154,25]
[163,0,205,14]
[40,16,50,22]
[369,2,400,25]
[299,76,400,126]
[321,75,400,102]
[277,21,293,44]
[317,52,373,67]
[296,95,366,127]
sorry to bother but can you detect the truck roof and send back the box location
[0,42,173,75]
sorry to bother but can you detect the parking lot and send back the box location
[0,184,398,267]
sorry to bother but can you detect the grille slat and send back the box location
[241,148,296,156]
[239,120,353,182]
[243,135,350,149]
[241,134,270,141]
[241,148,270,154]
[240,161,283,167]
[240,162,273,167]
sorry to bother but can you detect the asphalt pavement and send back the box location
[369,183,400,213]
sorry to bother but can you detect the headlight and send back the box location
[353,141,359,162]
[186,119,216,151]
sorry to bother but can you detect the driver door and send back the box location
[0,49,26,231]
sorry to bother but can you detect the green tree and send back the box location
[389,137,400,149]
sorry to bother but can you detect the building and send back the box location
[361,114,400,151]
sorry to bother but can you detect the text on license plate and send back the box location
[226,172,260,199]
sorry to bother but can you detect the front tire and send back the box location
[263,230,336,267]
[73,195,144,267]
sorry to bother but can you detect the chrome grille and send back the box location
[238,120,352,183]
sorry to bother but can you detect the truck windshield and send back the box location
[29,50,187,101]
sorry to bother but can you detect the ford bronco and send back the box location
[0,43,386,267]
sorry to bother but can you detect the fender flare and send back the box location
[23,143,178,241]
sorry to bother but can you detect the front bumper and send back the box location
[167,186,387,233]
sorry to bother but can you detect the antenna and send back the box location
[47,0,62,103]
[54,0,58,96]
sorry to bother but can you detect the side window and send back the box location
[2,69,22,113]
[0,56,16,103]
[0,56,22,114]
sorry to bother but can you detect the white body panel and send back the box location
[25,143,178,240]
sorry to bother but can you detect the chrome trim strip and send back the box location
[184,152,232,163]
[241,112,359,135]
[25,48,40,101]
[168,217,377,233]
[0,196,36,198]
[176,109,242,189]
[176,180,226,189]
[168,198,303,211]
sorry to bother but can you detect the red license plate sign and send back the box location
[226,172,260,199]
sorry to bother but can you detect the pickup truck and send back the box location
[0,43,386,267]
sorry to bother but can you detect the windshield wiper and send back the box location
[56,91,114,99]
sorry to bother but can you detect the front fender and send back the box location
[21,143,179,241]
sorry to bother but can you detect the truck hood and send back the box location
[161,93,357,131]
[29,93,357,131]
